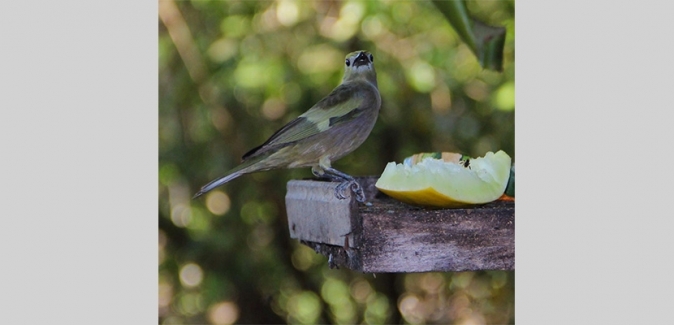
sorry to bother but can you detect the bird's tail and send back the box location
[192,155,265,199]
[192,170,244,199]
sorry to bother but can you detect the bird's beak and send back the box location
[353,52,370,67]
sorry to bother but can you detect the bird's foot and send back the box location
[318,166,369,203]
[335,179,366,203]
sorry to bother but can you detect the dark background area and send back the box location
[159,0,514,323]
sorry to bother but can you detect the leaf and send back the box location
[432,0,506,71]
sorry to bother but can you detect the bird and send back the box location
[193,50,381,202]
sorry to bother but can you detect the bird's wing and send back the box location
[242,83,365,160]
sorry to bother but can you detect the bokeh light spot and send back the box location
[407,60,436,93]
[451,272,475,290]
[321,278,349,306]
[365,293,390,324]
[171,204,192,228]
[493,81,515,111]
[205,191,231,216]
[340,1,365,23]
[297,45,341,74]
[208,301,240,325]
[464,79,490,102]
[159,230,167,265]
[350,278,373,303]
[178,292,204,316]
[185,207,210,235]
[179,263,204,288]
[457,312,487,325]
[210,107,232,133]
[322,1,364,41]
[234,61,269,89]
[322,277,356,323]
[158,282,173,311]
[291,244,316,271]
[467,277,492,299]
[207,38,238,63]
[220,15,250,38]
[159,163,180,186]
[261,97,288,120]
[287,291,321,324]
[277,0,300,27]
[361,16,383,39]
[431,85,452,113]
[448,293,471,320]
[398,293,421,323]
[420,272,445,294]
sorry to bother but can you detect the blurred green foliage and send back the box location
[159,0,514,324]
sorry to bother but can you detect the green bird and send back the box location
[194,50,381,202]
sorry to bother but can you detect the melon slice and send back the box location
[375,150,512,208]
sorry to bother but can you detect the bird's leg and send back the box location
[311,166,327,179]
[322,167,366,203]
[314,158,367,203]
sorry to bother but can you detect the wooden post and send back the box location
[285,177,514,273]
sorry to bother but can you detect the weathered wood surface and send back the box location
[286,177,514,273]
[286,179,359,246]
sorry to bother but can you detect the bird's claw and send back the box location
[335,179,366,203]
[335,182,349,200]
[351,182,366,202]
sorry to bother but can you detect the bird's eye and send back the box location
[345,59,351,67]
[369,54,374,62]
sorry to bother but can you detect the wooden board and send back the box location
[285,177,514,273]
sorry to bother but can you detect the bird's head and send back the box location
[343,50,377,85]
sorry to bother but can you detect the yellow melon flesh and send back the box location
[375,150,512,208]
